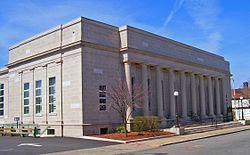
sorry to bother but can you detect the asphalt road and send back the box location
[130,130,250,155]
[0,136,116,155]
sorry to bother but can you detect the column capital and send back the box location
[214,76,220,80]
[189,72,196,76]
[179,69,190,74]
[140,62,148,67]
[214,74,225,79]
[198,73,205,78]
[123,61,131,65]
[206,75,213,78]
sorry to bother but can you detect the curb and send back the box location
[80,133,175,144]
[125,134,175,143]
[80,136,126,143]
[161,127,250,146]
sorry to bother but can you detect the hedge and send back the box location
[132,116,160,132]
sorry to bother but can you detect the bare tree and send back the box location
[107,78,144,136]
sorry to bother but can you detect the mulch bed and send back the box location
[94,131,173,141]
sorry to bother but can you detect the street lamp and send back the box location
[174,91,180,127]
[240,96,245,120]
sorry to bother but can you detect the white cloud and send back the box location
[185,0,222,53]
[163,0,185,28]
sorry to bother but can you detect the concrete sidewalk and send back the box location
[48,125,250,155]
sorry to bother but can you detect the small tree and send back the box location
[108,78,144,136]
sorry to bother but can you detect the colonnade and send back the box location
[124,62,228,122]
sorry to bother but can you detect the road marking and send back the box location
[0,148,14,152]
[18,143,42,147]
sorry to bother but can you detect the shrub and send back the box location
[132,116,160,132]
[115,125,126,133]
[245,120,250,125]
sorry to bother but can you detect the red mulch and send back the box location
[94,131,173,141]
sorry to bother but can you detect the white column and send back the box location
[191,73,197,117]
[156,66,164,118]
[215,77,222,116]
[169,68,175,119]
[181,71,188,120]
[199,74,207,118]
[208,76,215,117]
[141,63,149,116]
[124,62,133,121]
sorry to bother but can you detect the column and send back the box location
[190,73,197,117]
[124,62,133,121]
[181,71,188,120]
[222,77,228,115]
[208,76,215,117]
[215,77,222,116]
[169,68,175,119]
[156,66,164,118]
[199,74,207,118]
[141,63,149,116]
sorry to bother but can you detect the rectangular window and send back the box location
[23,83,30,114]
[132,76,136,102]
[35,80,42,114]
[0,84,4,116]
[147,79,151,111]
[99,85,107,111]
[161,80,165,110]
[47,129,55,135]
[100,128,108,134]
[49,77,56,113]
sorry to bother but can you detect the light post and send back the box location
[240,96,245,120]
[174,91,179,127]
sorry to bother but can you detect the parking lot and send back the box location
[0,136,117,155]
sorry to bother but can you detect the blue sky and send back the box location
[0,0,249,88]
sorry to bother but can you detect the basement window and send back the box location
[100,128,108,134]
[47,129,55,135]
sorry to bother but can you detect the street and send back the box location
[0,136,116,155]
[130,130,250,155]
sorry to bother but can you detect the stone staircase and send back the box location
[184,121,243,135]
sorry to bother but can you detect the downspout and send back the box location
[45,65,48,124]
[19,72,23,124]
[60,24,64,137]
[32,68,35,124]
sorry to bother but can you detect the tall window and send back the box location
[147,79,151,111]
[23,83,30,114]
[49,77,56,113]
[35,80,42,114]
[131,77,135,103]
[99,85,107,111]
[0,84,4,116]
[161,80,165,110]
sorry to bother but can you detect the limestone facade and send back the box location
[0,17,231,136]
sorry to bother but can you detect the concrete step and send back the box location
[184,121,243,134]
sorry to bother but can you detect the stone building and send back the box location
[0,17,231,137]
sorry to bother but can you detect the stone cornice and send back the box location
[9,18,82,50]
[0,67,8,75]
[6,40,120,68]
[119,25,225,61]
[121,47,230,76]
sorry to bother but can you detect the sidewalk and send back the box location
[48,125,250,155]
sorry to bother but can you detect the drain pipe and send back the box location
[59,24,64,137]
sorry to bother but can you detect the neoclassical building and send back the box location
[0,17,231,137]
